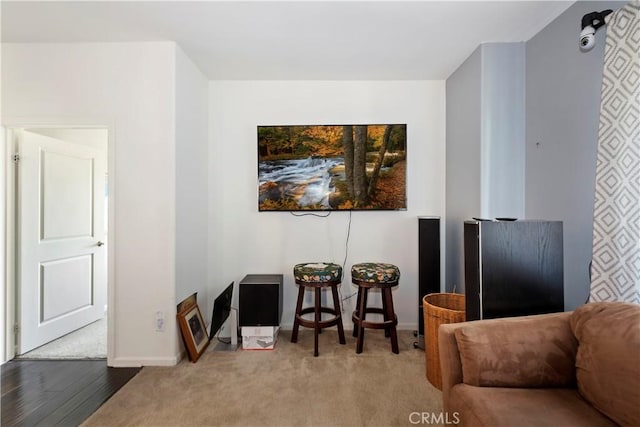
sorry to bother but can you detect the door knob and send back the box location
[96,241,105,247]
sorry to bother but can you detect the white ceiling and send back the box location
[1,1,574,80]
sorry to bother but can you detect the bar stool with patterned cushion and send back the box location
[291,262,346,356]
[351,262,401,354]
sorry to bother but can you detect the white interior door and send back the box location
[17,129,107,354]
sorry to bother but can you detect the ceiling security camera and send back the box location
[579,9,613,52]
[580,26,596,51]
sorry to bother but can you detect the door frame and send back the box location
[2,118,116,365]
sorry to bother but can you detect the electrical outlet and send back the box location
[155,311,165,332]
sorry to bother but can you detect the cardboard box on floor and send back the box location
[241,326,279,350]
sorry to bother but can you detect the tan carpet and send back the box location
[82,330,443,427]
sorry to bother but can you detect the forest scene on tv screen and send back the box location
[258,124,407,211]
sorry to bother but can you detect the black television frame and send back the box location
[210,282,234,340]
[258,124,407,212]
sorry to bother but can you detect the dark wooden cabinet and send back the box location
[464,220,564,320]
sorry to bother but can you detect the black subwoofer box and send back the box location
[238,274,283,326]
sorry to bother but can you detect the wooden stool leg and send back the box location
[353,286,363,337]
[383,288,399,354]
[314,287,321,357]
[291,284,305,343]
[356,288,368,354]
[318,289,323,335]
[331,285,346,344]
[382,289,390,338]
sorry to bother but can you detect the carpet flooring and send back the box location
[82,330,444,427]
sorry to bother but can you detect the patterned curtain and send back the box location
[590,1,640,303]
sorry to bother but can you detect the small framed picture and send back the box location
[177,304,209,362]
[176,292,198,314]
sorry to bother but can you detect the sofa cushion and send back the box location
[454,312,577,387]
[448,384,618,427]
[570,302,640,427]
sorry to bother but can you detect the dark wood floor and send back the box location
[1,359,140,427]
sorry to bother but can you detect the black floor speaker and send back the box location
[416,217,441,349]
[238,274,283,327]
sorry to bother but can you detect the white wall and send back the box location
[2,42,179,366]
[1,129,6,363]
[175,46,210,330]
[27,128,108,151]
[209,81,445,330]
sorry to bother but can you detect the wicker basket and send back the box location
[423,293,465,390]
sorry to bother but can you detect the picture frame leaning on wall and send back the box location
[177,303,210,362]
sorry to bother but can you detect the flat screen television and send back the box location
[210,282,234,339]
[258,124,407,211]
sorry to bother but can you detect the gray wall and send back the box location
[445,1,625,305]
[525,0,625,310]
[481,43,525,220]
[445,43,526,292]
[445,47,481,292]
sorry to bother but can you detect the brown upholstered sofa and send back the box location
[439,302,640,427]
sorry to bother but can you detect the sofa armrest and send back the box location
[439,312,576,391]
[439,322,464,412]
